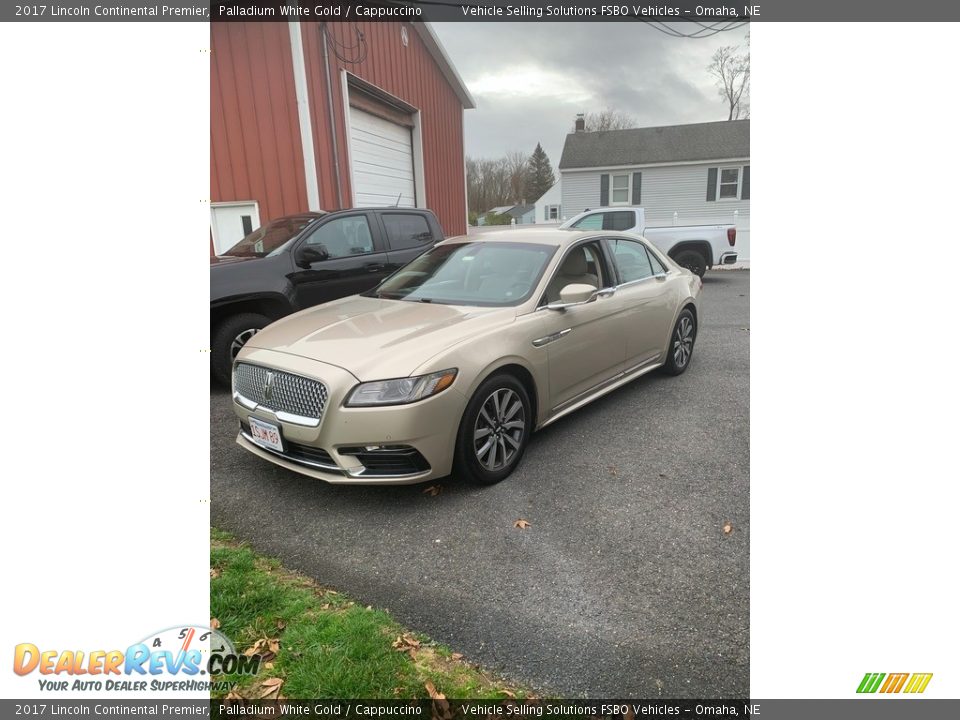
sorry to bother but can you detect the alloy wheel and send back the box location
[673,316,694,369]
[230,328,260,361]
[473,388,525,471]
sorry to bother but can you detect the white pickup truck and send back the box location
[560,207,738,277]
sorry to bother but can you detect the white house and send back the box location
[533,182,563,224]
[559,118,750,260]
[478,204,536,226]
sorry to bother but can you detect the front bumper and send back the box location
[231,347,466,485]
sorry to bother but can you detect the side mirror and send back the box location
[547,283,597,311]
[296,244,328,268]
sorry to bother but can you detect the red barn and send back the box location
[210,21,474,255]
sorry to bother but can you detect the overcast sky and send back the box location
[431,23,749,168]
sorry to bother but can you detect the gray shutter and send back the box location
[600,174,609,207]
[631,172,642,205]
[741,165,750,199]
[706,168,718,202]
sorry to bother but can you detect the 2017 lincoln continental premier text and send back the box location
[232,228,702,485]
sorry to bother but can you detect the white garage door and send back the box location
[349,108,416,208]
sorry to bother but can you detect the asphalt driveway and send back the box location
[210,270,749,698]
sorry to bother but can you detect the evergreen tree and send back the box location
[526,143,556,202]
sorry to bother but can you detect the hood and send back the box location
[246,295,515,380]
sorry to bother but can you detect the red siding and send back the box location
[211,21,467,242]
[211,23,309,224]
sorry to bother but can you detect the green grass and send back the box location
[210,528,529,700]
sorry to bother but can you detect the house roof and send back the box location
[559,119,749,170]
[412,23,476,109]
[506,204,535,218]
[487,205,514,215]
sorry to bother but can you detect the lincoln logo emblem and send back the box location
[264,371,275,401]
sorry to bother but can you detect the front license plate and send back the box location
[249,417,283,452]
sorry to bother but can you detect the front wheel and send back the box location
[663,308,697,375]
[454,373,532,485]
[211,312,271,386]
[672,249,708,278]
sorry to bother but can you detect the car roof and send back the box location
[440,228,644,247]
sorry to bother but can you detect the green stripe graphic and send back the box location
[856,672,885,693]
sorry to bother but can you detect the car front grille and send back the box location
[234,363,328,424]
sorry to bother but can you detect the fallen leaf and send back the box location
[225,690,243,701]
[424,679,446,700]
[210,568,221,579]
[210,618,221,629]
[268,639,280,654]
[422,485,443,496]
[723,522,733,535]
[450,653,463,661]
[257,676,284,699]
[276,620,286,631]
[607,466,618,476]
[501,689,517,699]
[392,633,421,653]
[514,519,531,530]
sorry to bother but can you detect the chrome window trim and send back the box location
[534,236,615,311]
[606,236,671,289]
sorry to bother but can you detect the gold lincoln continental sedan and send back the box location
[232,228,701,485]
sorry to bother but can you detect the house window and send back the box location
[610,174,631,205]
[548,205,560,220]
[718,167,741,200]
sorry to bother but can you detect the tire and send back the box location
[672,249,708,278]
[662,308,697,376]
[454,373,533,485]
[211,312,271,387]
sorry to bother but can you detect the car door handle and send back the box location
[364,263,386,273]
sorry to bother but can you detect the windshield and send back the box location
[221,216,317,258]
[364,241,557,307]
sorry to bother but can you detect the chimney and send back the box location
[575,113,585,133]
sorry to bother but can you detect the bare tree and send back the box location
[466,155,515,215]
[576,109,637,132]
[708,36,750,120]
[505,150,530,204]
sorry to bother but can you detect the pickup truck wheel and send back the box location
[454,373,532,486]
[211,313,271,386]
[663,308,697,376]
[673,250,707,278]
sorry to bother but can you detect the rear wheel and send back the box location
[672,249,708,278]
[211,312,271,386]
[663,308,697,375]
[454,373,532,485]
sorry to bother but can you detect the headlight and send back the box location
[345,369,458,407]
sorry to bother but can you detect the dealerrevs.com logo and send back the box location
[857,672,933,694]
[13,625,259,693]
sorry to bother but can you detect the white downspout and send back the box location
[288,21,321,211]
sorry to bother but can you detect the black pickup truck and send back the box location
[210,207,444,385]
